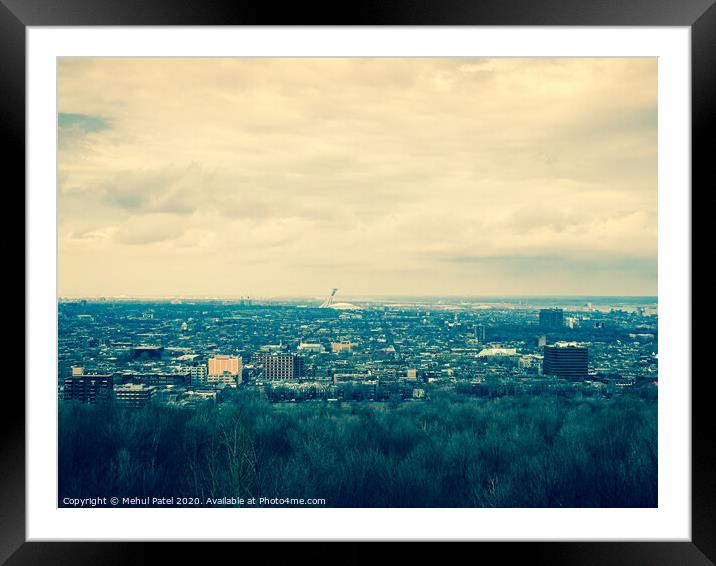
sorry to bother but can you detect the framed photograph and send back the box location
[7,0,709,563]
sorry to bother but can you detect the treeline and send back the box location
[264,382,420,402]
[455,380,658,401]
[59,391,657,507]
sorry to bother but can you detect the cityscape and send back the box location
[60,291,658,408]
[58,291,658,508]
[58,57,657,508]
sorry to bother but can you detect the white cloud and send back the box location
[58,58,657,297]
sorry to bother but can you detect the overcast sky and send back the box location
[58,58,657,298]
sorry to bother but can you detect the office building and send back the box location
[62,373,113,404]
[208,355,242,387]
[208,355,241,376]
[543,343,588,380]
[261,354,305,380]
[539,308,564,330]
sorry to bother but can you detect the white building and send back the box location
[476,347,518,357]
[297,342,325,353]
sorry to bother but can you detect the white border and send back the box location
[27,27,691,541]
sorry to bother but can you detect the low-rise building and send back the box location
[114,384,155,408]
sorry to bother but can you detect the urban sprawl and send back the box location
[58,291,658,409]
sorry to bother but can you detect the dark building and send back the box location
[62,374,113,403]
[543,344,588,380]
[131,345,164,360]
[474,325,486,343]
[539,308,564,330]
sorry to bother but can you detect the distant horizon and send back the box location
[58,292,658,301]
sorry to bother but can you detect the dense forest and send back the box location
[59,391,657,507]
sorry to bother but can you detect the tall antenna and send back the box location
[320,288,338,308]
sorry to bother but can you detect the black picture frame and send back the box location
[5,0,708,563]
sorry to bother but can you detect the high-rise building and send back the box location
[208,355,241,376]
[474,325,486,343]
[207,355,242,387]
[261,354,305,380]
[539,308,564,330]
[62,373,113,403]
[543,343,588,380]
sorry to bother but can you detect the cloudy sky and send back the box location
[58,58,656,298]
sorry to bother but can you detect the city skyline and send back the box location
[59,57,657,297]
[58,292,658,300]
